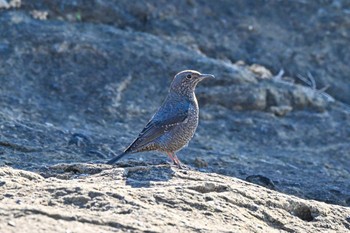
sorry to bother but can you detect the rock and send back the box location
[0,0,9,9]
[0,2,350,232]
[0,0,20,9]
[0,166,349,232]
[269,106,293,116]
[0,9,349,207]
[249,64,273,79]
[193,157,208,168]
[246,175,276,190]
[15,0,350,105]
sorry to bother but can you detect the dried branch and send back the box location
[296,72,334,102]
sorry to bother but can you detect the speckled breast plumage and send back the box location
[137,96,199,153]
[155,103,198,152]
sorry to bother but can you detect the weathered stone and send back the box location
[0,2,350,232]
[0,166,349,232]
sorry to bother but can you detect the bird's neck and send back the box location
[169,89,197,103]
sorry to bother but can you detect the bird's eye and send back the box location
[186,74,192,79]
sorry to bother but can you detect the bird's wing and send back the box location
[125,100,190,153]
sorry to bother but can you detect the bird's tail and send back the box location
[107,152,128,165]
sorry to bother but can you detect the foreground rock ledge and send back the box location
[0,165,349,233]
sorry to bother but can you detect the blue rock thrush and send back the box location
[107,70,215,167]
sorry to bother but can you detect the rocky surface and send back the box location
[1,165,350,233]
[18,0,350,105]
[1,0,350,232]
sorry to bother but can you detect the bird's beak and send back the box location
[199,73,215,79]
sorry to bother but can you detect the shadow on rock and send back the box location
[124,164,175,188]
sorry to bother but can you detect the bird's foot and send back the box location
[166,160,194,170]
[166,152,194,170]
[173,158,194,170]
[176,163,195,170]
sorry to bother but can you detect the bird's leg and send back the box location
[172,153,183,168]
[166,152,176,165]
[167,152,186,169]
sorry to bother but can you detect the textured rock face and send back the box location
[18,0,350,105]
[1,166,350,233]
[0,1,350,232]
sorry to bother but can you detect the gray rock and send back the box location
[0,166,349,232]
[18,0,350,105]
[0,2,350,231]
[0,9,349,206]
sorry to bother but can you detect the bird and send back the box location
[107,70,215,167]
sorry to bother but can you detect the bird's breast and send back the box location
[154,94,200,152]
[163,102,199,152]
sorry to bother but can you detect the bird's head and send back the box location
[170,70,215,96]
